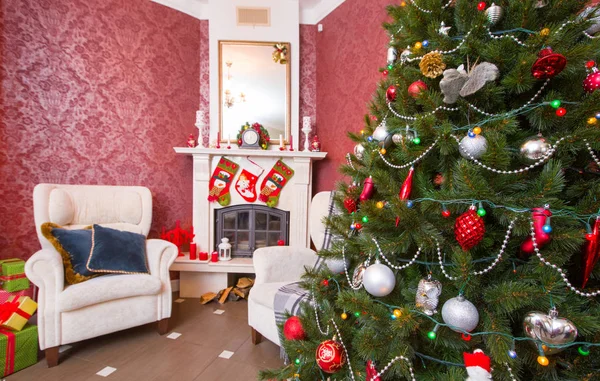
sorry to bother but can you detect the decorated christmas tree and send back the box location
[261,0,600,380]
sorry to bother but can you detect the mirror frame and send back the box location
[218,40,291,145]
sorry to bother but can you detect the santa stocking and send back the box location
[235,158,264,202]
[259,160,294,207]
[208,157,239,206]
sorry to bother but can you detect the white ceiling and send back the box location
[151,0,346,24]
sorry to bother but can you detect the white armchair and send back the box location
[26,184,178,367]
[247,191,332,346]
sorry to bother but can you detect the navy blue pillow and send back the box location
[86,224,149,275]
[41,223,98,285]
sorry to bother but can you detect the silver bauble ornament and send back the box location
[485,3,503,25]
[325,257,349,274]
[373,122,392,149]
[459,135,488,159]
[363,261,395,297]
[352,261,367,285]
[523,308,578,355]
[415,275,442,316]
[387,46,397,66]
[580,7,600,36]
[354,144,365,160]
[441,295,479,332]
[520,135,551,162]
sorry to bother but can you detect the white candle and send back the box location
[279,134,283,148]
[227,134,231,145]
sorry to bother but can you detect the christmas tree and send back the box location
[261,0,600,380]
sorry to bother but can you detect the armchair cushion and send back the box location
[58,274,162,312]
[249,281,290,309]
[41,222,98,285]
[87,225,149,275]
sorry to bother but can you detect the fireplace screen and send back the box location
[214,205,290,258]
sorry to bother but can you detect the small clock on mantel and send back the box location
[240,128,261,149]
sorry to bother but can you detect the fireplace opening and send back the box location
[214,205,290,258]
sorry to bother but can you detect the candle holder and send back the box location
[302,116,312,152]
[195,110,206,148]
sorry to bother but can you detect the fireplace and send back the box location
[215,205,289,258]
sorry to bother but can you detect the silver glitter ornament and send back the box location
[415,275,442,316]
[459,134,488,159]
[438,21,451,36]
[485,3,503,25]
[523,307,578,355]
[520,135,551,162]
[354,144,365,160]
[441,295,479,332]
[352,261,367,285]
[325,257,349,274]
[387,46,397,66]
[363,261,395,297]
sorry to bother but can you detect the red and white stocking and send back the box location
[235,158,264,203]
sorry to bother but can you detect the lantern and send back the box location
[218,237,232,261]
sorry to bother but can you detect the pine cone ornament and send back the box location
[420,52,446,78]
[454,206,485,251]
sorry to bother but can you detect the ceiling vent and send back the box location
[236,7,270,27]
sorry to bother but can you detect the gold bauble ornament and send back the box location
[540,28,550,36]
[419,52,446,78]
[414,41,422,50]
[587,117,598,125]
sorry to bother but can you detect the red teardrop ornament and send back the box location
[582,217,600,288]
[398,167,414,200]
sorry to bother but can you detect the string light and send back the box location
[556,107,567,117]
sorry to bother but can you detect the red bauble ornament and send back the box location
[531,47,567,79]
[283,316,306,341]
[366,360,381,381]
[521,207,552,255]
[386,85,398,102]
[477,2,486,11]
[582,217,600,288]
[583,67,600,93]
[359,177,375,202]
[454,206,485,251]
[398,167,414,200]
[277,239,285,246]
[355,223,362,230]
[407,80,428,98]
[316,339,346,374]
[343,197,357,213]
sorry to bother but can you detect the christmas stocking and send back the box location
[259,160,294,207]
[207,157,239,206]
[235,158,264,202]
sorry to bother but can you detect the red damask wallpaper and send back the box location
[0,0,200,259]
[313,0,394,192]
[299,25,318,147]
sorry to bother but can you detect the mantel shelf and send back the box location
[173,147,327,160]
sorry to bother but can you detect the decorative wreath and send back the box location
[237,122,270,149]
[272,43,288,65]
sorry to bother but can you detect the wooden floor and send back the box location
[7,296,283,381]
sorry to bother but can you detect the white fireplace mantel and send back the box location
[173,147,326,297]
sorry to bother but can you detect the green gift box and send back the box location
[0,259,29,293]
[0,324,38,376]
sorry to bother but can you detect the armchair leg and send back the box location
[158,318,170,335]
[45,346,59,368]
[251,327,262,345]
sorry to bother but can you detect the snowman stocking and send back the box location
[235,158,264,202]
[258,160,294,207]
[207,157,239,206]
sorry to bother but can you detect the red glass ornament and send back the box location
[586,60,596,69]
[277,239,285,246]
[583,67,600,93]
[442,210,451,218]
[382,70,389,77]
[359,177,375,202]
[454,206,485,251]
[531,47,567,79]
[343,197,357,213]
[386,85,398,102]
[477,2,486,11]
[398,167,414,200]
[407,80,428,98]
[582,217,600,288]
[283,316,306,341]
[556,107,567,117]
[366,360,381,381]
[521,207,552,255]
[316,340,346,374]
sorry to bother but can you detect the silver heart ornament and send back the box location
[523,308,578,355]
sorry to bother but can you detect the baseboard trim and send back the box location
[171,279,180,292]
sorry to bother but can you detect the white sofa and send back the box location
[247,191,331,345]
[26,184,178,367]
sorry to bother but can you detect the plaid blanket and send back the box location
[273,191,336,356]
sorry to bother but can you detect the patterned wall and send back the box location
[0,0,200,259]
[313,0,393,193]
[299,25,318,149]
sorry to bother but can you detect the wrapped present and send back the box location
[0,324,38,376]
[0,296,37,332]
[0,259,29,292]
[0,285,35,305]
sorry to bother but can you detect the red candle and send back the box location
[216,132,221,149]
[189,243,197,260]
[289,135,294,151]
[211,251,219,262]
[199,252,208,261]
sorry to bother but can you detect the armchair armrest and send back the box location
[146,239,178,320]
[253,246,318,285]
